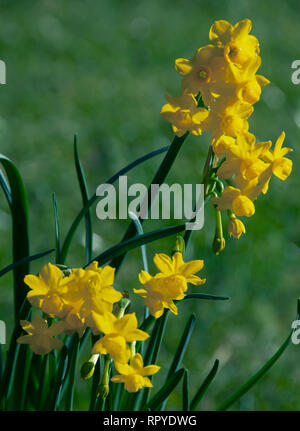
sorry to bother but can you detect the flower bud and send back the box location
[212,236,226,255]
[97,383,109,400]
[172,235,185,256]
[228,216,246,239]
[80,361,95,380]
[80,354,99,380]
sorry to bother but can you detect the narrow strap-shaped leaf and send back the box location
[129,211,150,347]
[0,169,11,207]
[89,357,101,411]
[167,314,196,378]
[47,345,69,411]
[64,334,80,411]
[128,211,149,272]
[110,133,189,273]
[159,314,195,411]
[37,355,49,410]
[217,302,300,411]
[52,193,61,264]
[90,223,186,267]
[146,368,185,411]
[137,311,169,410]
[217,332,292,411]
[182,369,190,411]
[12,344,32,410]
[181,293,229,302]
[190,359,219,411]
[74,135,93,264]
[0,248,54,278]
[0,301,31,409]
[60,145,169,263]
[0,155,30,322]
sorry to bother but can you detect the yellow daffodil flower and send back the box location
[217,132,271,183]
[161,93,208,137]
[17,316,65,355]
[212,185,255,217]
[24,263,70,318]
[111,353,160,393]
[209,19,260,78]
[134,252,206,318]
[91,312,149,363]
[248,132,293,197]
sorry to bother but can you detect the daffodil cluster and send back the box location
[161,19,293,239]
[17,261,159,393]
[134,252,206,318]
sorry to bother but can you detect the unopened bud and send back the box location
[172,235,185,256]
[212,236,226,255]
[97,383,109,400]
[80,361,95,380]
[80,354,99,380]
[227,215,246,239]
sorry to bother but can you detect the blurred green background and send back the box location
[0,0,299,410]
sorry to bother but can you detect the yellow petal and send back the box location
[138,270,152,285]
[131,353,144,370]
[232,195,255,217]
[153,253,174,275]
[272,158,292,180]
[142,365,160,376]
[90,311,116,334]
[174,58,192,76]
[209,20,231,42]
[114,313,138,336]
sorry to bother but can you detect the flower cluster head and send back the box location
[18,261,159,394]
[161,19,293,238]
[134,252,206,318]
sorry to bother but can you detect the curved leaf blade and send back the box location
[190,359,219,411]
[0,155,30,321]
[146,368,185,411]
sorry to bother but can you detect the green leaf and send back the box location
[137,312,169,410]
[0,169,11,207]
[0,248,54,278]
[74,135,93,264]
[181,293,229,302]
[217,301,300,411]
[60,144,170,264]
[0,155,30,322]
[52,193,61,264]
[0,302,31,409]
[167,314,196,378]
[190,359,219,411]
[217,333,292,411]
[147,368,185,411]
[91,223,186,267]
[159,314,195,410]
[110,133,189,272]
[65,334,80,411]
[182,369,190,411]
[47,345,69,411]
